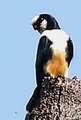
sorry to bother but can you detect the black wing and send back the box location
[36,36,52,87]
[66,37,74,66]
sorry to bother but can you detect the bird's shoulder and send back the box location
[40,29,69,41]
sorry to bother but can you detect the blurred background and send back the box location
[0,0,81,119]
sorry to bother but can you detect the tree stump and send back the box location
[25,76,81,120]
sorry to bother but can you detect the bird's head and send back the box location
[31,14,60,34]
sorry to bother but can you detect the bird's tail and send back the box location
[26,86,41,112]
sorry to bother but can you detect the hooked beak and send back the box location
[33,24,38,30]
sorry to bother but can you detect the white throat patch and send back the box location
[40,19,47,33]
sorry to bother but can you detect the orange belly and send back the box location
[45,49,68,77]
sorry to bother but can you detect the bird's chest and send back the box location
[44,49,68,77]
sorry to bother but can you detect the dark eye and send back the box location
[37,17,44,24]
[41,18,44,21]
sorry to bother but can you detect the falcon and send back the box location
[26,14,73,112]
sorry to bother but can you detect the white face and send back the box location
[40,19,47,33]
[31,15,47,33]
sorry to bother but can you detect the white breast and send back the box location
[40,29,69,52]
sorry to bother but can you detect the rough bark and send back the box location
[25,76,81,120]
